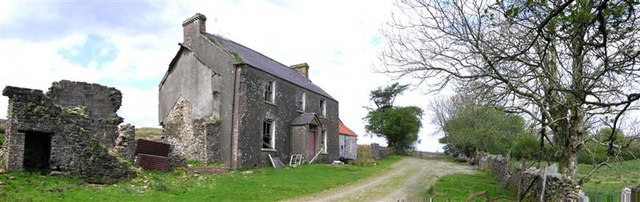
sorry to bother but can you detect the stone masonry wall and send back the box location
[1,81,131,183]
[46,80,124,149]
[163,96,220,164]
[476,153,586,201]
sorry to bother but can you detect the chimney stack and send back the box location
[182,13,207,47]
[290,63,310,78]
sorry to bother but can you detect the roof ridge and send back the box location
[206,33,311,82]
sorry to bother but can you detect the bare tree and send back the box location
[380,0,640,192]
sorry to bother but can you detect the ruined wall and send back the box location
[163,97,220,164]
[235,66,340,168]
[47,80,123,148]
[476,153,587,201]
[2,84,130,183]
[114,124,136,160]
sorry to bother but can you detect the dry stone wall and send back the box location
[476,153,587,201]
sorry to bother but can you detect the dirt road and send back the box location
[285,157,476,202]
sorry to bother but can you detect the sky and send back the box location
[0,0,446,152]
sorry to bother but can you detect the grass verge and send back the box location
[579,158,640,198]
[0,156,401,201]
[424,171,516,201]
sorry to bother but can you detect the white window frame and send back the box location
[264,81,275,103]
[320,99,326,117]
[262,120,276,150]
[296,91,306,111]
[321,130,328,154]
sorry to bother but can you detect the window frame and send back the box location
[321,130,328,154]
[320,99,326,117]
[296,91,306,112]
[264,81,275,103]
[262,120,276,151]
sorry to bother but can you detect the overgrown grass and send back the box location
[424,171,516,201]
[0,156,401,201]
[579,158,640,198]
[135,127,163,141]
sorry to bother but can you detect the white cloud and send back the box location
[0,0,446,151]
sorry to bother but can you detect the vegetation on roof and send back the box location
[229,51,243,63]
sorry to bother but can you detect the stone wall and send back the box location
[476,153,587,201]
[163,96,220,164]
[1,81,132,183]
[370,143,391,160]
[234,65,340,168]
[0,119,7,133]
[114,124,136,160]
[46,80,124,148]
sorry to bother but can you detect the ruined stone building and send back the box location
[1,80,131,183]
[338,120,358,160]
[159,13,339,168]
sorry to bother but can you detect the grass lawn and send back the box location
[0,156,401,201]
[424,171,516,201]
[578,158,640,198]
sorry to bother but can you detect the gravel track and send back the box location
[284,157,476,202]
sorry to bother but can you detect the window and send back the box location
[320,130,327,154]
[262,120,275,150]
[296,91,305,111]
[264,81,275,103]
[320,99,326,117]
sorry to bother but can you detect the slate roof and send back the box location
[291,113,321,126]
[203,33,335,101]
[339,120,358,137]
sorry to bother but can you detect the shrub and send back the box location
[511,134,538,160]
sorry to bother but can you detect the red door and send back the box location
[308,130,316,156]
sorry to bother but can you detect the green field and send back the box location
[424,171,516,201]
[579,159,640,198]
[134,127,163,141]
[0,156,400,201]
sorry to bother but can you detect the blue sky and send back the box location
[0,0,445,152]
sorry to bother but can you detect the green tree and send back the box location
[365,83,423,154]
[440,102,526,157]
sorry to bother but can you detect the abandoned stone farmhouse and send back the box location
[159,13,341,168]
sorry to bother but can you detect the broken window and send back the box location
[264,81,275,103]
[320,99,326,117]
[262,120,275,150]
[320,130,327,154]
[296,91,305,111]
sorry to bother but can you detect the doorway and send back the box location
[23,131,52,172]
[307,126,317,157]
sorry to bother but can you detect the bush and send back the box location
[511,134,538,159]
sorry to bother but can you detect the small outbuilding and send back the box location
[338,120,358,160]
